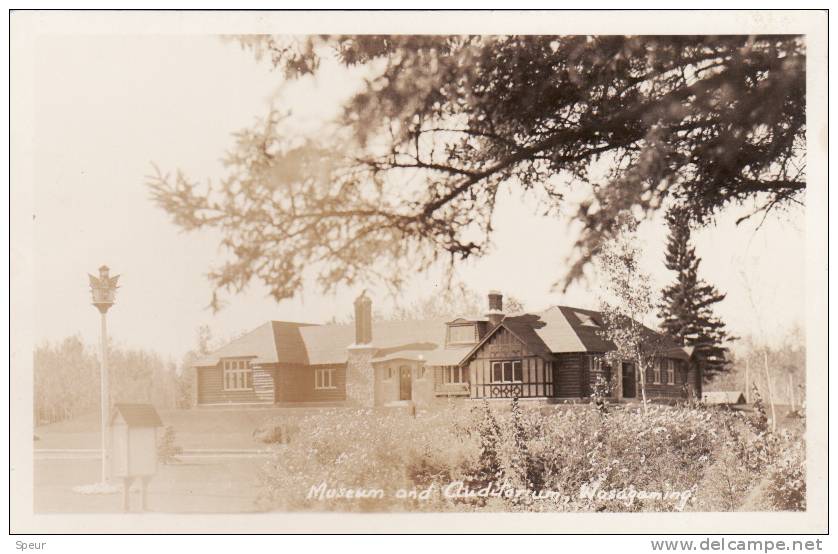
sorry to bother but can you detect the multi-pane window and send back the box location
[653,360,663,384]
[491,360,523,383]
[441,365,466,384]
[223,359,252,391]
[315,368,336,390]
[665,359,676,385]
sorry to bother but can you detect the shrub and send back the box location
[254,401,805,513]
[156,425,183,464]
[764,436,806,511]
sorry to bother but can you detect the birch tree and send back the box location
[595,213,660,414]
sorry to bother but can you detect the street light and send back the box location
[89,265,119,484]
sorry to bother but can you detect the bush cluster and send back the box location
[255,400,804,513]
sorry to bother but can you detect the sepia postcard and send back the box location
[8,9,829,535]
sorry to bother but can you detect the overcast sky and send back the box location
[30,34,806,362]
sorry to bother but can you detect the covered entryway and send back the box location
[399,365,412,400]
[622,362,637,398]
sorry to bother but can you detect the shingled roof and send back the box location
[110,403,163,427]
[195,305,690,368]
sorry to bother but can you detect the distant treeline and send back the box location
[33,335,192,426]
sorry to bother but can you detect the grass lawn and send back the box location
[35,407,341,450]
[34,457,266,513]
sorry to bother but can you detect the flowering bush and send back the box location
[255,400,805,513]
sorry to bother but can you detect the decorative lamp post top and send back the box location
[89,265,120,314]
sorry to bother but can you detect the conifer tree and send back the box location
[658,206,732,379]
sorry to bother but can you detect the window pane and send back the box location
[513,361,522,382]
[492,363,502,382]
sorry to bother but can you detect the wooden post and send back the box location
[122,477,132,512]
[141,477,150,512]
[100,311,110,483]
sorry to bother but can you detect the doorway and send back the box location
[399,366,412,400]
[622,362,637,398]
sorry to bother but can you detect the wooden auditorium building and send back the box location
[192,291,700,408]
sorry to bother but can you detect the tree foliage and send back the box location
[150,34,805,307]
[658,206,732,379]
[595,213,665,411]
[34,336,180,425]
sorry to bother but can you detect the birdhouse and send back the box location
[88,265,119,313]
[110,403,163,478]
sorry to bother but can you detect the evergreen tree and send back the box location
[150,36,804,307]
[658,207,732,380]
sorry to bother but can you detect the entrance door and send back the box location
[622,362,637,398]
[399,366,412,400]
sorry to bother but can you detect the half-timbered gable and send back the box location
[460,319,556,399]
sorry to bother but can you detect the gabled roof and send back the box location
[195,321,317,366]
[457,315,556,366]
[197,318,451,367]
[196,304,690,369]
[111,403,163,427]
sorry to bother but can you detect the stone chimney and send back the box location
[346,290,376,407]
[486,290,504,327]
[353,289,373,345]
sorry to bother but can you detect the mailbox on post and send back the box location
[110,403,163,511]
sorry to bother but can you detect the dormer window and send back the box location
[447,322,477,345]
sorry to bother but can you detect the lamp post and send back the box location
[89,265,119,483]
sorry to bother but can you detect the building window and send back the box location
[666,359,676,385]
[441,365,466,383]
[223,359,253,391]
[491,360,523,383]
[652,360,662,384]
[315,368,337,390]
[447,324,476,344]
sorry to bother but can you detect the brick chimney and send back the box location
[353,289,373,345]
[346,290,376,407]
[486,290,504,327]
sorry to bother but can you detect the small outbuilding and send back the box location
[702,391,747,405]
[110,403,163,479]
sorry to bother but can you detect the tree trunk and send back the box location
[637,357,648,416]
[762,349,777,432]
[744,357,750,403]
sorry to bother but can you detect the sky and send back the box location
[29,34,806,363]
